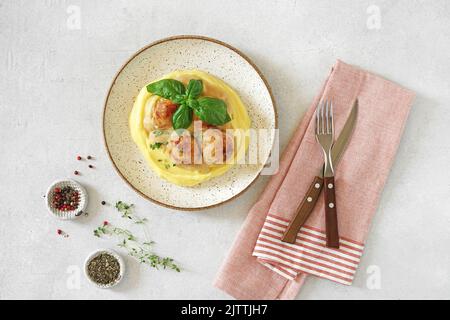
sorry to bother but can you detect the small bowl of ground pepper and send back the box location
[84,249,125,288]
[45,179,88,219]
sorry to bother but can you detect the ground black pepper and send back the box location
[87,253,120,285]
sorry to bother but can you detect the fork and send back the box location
[315,100,340,248]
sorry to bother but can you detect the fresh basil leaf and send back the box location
[186,79,203,99]
[186,99,199,109]
[146,79,186,101]
[172,94,186,104]
[172,104,193,130]
[194,97,231,126]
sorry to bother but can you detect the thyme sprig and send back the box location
[93,222,180,272]
[115,201,147,224]
[93,224,136,241]
[127,245,180,272]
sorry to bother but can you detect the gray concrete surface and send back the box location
[0,0,449,299]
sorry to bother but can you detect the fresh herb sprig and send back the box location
[115,201,147,224]
[149,142,164,150]
[127,245,180,272]
[94,222,180,272]
[146,79,231,130]
[94,224,136,241]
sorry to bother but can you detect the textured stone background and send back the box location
[1,0,449,299]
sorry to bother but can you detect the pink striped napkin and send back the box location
[214,60,415,299]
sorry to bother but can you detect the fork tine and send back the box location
[315,101,320,135]
[316,100,323,135]
[325,100,330,134]
[320,100,325,134]
[330,101,334,134]
[328,100,332,134]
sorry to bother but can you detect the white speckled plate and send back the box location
[103,36,277,210]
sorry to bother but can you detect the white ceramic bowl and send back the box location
[45,179,88,219]
[84,249,125,289]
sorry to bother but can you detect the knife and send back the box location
[281,99,358,244]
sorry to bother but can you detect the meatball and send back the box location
[192,114,214,130]
[152,99,178,129]
[167,131,202,165]
[202,128,234,164]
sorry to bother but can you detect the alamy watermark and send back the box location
[66,5,81,30]
[366,5,381,30]
[66,265,81,290]
[366,265,382,290]
[149,122,280,175]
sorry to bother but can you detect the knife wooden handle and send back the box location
[281,176,324,244]
[323,176,339,248]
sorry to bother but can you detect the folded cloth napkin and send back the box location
[214,60,415,299]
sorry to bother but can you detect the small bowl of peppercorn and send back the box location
[84,249,125,288]
[45,179,88,219]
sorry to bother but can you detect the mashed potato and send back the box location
[129,70,250,186]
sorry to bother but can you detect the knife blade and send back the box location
[281,99,358,244]
[322,99,358,177]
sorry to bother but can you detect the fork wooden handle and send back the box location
[281,176,324,244]
[323,176,339,248]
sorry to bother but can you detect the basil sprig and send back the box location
[146,79,185,103]
[172,104,192,130]
[147,79,231,130]
[194,97,231,125]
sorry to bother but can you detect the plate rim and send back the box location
[102,35,278,211]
